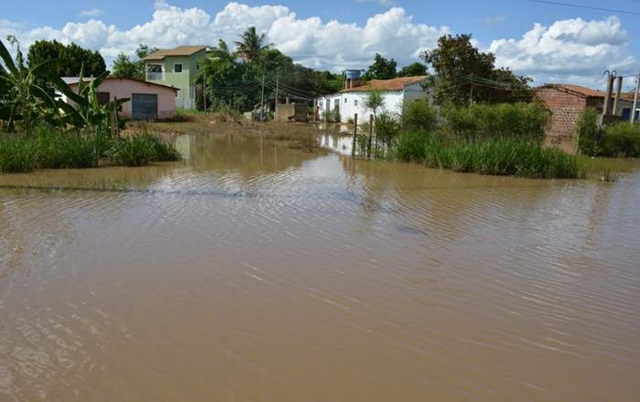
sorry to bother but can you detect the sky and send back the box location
[2,0,640,89]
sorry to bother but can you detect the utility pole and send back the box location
[632,74,640,124]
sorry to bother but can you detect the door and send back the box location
[132,93,158,120]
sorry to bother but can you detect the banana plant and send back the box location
[52,66,130,135]
[0,36,58,134]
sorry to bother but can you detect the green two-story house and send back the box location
[142,45,208,110]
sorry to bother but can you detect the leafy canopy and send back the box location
[421,34,532,106]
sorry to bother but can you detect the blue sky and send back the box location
[2,0,640,88]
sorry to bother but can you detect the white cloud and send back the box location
[79,9,104,18]
[490,16,636,86]
[0,1,440,73]
[0,1,637,87]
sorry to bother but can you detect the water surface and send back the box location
[1,132,639,401]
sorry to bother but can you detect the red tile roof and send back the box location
[343,76,427,92]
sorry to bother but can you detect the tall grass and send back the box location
[394,131,581,179]
[0,135,39,173]
[0,129,180,173]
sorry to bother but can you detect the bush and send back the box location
[577,109,640,157]
[402,99,438,133]
[577,108,602,156]
[375,112,401,147]
[442,102,549,142]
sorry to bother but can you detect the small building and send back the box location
[142,45,209,110]
[534,84,634,146]
[316,73,427,124]
[274,102,308,122]
[62,77,178,120]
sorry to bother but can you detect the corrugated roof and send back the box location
[142,45,207,61]
[343,76,427,92]
[66,77,178,92]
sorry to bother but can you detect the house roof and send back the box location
[66,76,178,92]
[342,76,427,93]
[537,83,639,102]
[536,83,607,98]
[142,45,208,61]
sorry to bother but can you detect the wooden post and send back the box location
[368,114,374,159]
[352,113,358,157]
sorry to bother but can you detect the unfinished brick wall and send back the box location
[534,87,586,145]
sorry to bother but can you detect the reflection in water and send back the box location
[1,132,639,401]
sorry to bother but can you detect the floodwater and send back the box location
[1,131,639,402]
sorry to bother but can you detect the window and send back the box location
[344,98,348,103]
[174,63,183,73]
[354,99,358,107]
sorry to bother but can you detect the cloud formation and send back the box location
[490,16,634,86]
[0,1,636,86]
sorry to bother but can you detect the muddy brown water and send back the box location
[1,132,639,401]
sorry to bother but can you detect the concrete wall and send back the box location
[275,103,308,122]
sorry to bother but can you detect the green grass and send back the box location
[0,129,180,173]
[394,131,582,179]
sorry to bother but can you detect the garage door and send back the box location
[132,93,158,120]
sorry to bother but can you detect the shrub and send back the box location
[442,102,549,142]
[402,99,438,133]
[375,111,401,147]
[600,123,640,157]
[577,109,640,157]
[577,108,602,156]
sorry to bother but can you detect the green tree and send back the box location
[398,62,427,77]
[234,26,271,62]
[421,34,532,106]
[363,53,397,80]
[27,39,106,77]
[111,44,158,80]
[364,90,384,118]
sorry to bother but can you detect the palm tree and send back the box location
[234,26,271,62]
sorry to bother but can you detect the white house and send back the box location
[316,75,427,124]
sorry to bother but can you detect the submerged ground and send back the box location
[1,127,639,401]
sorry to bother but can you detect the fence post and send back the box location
[352,113,358,157]
[368,114,374,159]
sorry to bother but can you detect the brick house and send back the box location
[534,84,634,148]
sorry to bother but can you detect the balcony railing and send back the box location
[146,72,164,81]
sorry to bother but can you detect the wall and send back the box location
[98,79,177,119]
[535,87,587,146]
[275,103,308,122]
[317,91,405,124]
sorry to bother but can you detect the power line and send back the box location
[527,0,640,16]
